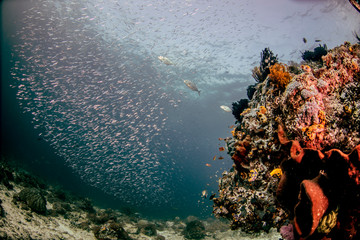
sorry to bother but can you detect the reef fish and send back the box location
[201,190,208,198]
[220,105,232,112]
[158,56,173,65]
[184,80,201,95]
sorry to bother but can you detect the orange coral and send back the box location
[302,123,325,141]
[268,63,292,89]
[259,106,267,114]
[318,110,326,125]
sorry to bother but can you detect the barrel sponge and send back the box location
[18,188,47,214]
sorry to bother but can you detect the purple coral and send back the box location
[280,224,295,240]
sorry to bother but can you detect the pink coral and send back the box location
[279,44,360,151]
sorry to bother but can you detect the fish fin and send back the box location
[198,90,201,96]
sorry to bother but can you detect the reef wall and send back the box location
[213,42,360,240]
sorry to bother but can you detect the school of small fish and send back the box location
[10,0,187,206]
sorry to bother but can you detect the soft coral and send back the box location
[268,63,292,89]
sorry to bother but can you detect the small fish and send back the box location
[205,163,212,167]
[213,156,217,161]
[158,56,173,65]
[220,105,232,112]
[201,190,208,198]
[228,125,235,129]
[218,156,224,160]
[209,193,216,200]
[248,169,258,182]
[303,37,307,43]
[219,147,225,151]
[315,39,322,42]
[184,80,201,95]
[218,137,224,141]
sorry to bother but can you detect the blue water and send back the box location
[1,0,359,220]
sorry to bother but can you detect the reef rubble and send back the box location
[212,42,360,240]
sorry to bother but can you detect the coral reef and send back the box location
[302,44,328,62]
[280,223,295,240]
[93,222,132,240]
[183,220,206,239]
[137,220,158,236]
[278,128,360,239]
[213,42,360,239]
[15,188,47,214]
[212,168,288,233]
[0,162,14,190]
[247,84,257,100]
[231,99,249,122]
[252,48,278,83]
